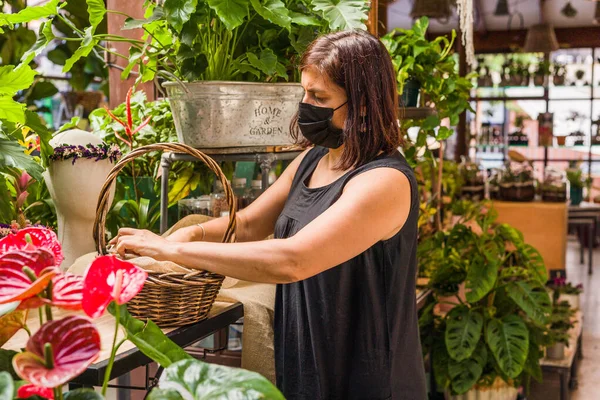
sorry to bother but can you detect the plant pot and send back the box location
[546,342,566,360]
[553,75,565,86]
[461,185,485,201]
[592,134,600,146]
[558,293,580,310]
[445,377,518,400]
[556,136,567,146]
[570,186,583,206]
[400,78,421,107]
[542,188,567,202]
[533,74,545,86]
[163,81,304,148]
[500,182,535,202]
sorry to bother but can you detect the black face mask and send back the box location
[297,101,347,149]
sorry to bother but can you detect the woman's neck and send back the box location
[325,145,345,170]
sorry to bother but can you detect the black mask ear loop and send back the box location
[333,101,347,111]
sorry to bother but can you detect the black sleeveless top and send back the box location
[273,146,426,400]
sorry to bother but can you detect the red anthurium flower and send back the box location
[13,316,100,388]
[0,228,63,267]
[17,384,54,399]
[82,255,147,318]
[104,87,151,149]
[43,273,83,310]
[0,249,58,305]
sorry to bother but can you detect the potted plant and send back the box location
[545,301,575,360]
[382,17,458,108]
[547,275,584,310]
[553,63,566,86]
[508,115,529,146]
[533,60,550,87]
[541,168,567,202]
[591,117,600,145]
[458,161,485,201]
[418,205,550,398]
[566,111,586,146]
[566,167,589,206]
[499,161,536,201]
[575,69,586,84]
[33,0,369,148]
[488,169,502,200]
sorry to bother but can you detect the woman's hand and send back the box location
[110,228,172,260]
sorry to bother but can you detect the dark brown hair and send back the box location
[290,29,401,170]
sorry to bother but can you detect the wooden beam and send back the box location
[475,26,600,53]
[377,0,388,36]
[106,0,155,107]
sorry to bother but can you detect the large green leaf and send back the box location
[0,371,14,400]
[0,0,60,26]
[486,315,529,378]
[108,303,191,368]
[86,0,107,32]
[445,305,483,362]
[311,0,367,30]
[21,20,55,65]
[0,65,37,96]
[246,49,278,76]
[63,27,97,73]
[168,168,200,206]
[64,388,105,399]
[522,244,547,284]
[250,0,291,30]
[0,139,43,181]
[432,336,450,390]
[207,0,249,30]
[0,96,25,124]
[290,11,321,26]
[506,281,551,325]
[164,0,198,32]
[465,254,498,304]
[0,350,18,380]
[448,342,487,395]
[289,25,315,54]
[523,343,543,383]
[124,7,165,30]
[147,359,285,400]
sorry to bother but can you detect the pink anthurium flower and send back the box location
[82,255,147,318]
[0,227,63,267]
[0,249,58,305]
[43,273,84,311]
[13,316,100,388]
[17,384,54,399]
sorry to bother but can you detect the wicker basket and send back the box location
[93,143,237,327]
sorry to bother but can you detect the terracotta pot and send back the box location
[446,377,518,400]
[556,136,567,146]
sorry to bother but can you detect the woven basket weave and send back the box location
[93,143,237,327]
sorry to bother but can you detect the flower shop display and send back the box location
[418,203,550,397]
[499,162,536,202]
[541,168,567,203]
[0,227,284,399]
[43,129,119,269]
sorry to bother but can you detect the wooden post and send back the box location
[455,28,468,162]
[106,0,155,107]
[366,0,379,36]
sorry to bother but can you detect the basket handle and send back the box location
[93,143,237,254]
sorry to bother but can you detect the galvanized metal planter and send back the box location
[163,81,304,148]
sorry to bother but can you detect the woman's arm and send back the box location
[115,167,412,283]
[165,149,311,243]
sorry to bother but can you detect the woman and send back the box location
[113,30,426,399]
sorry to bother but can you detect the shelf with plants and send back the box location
[470,48,600,178]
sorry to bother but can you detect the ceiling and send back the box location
[387,0,600,33]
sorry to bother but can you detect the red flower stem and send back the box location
[23,324,31,337]
[38,308,44,326]
[44,343,54,369]
[44,304,53,322]
[22,266,37,282]
[54,387,63,400]
[102,302,122,396]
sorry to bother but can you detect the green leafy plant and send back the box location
[43,0,368,85]
[545,301,575,347]
[566,168,589,189]
[381,17,474,167]
[418,203,551,395]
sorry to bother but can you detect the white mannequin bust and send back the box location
[43,129,116,269]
